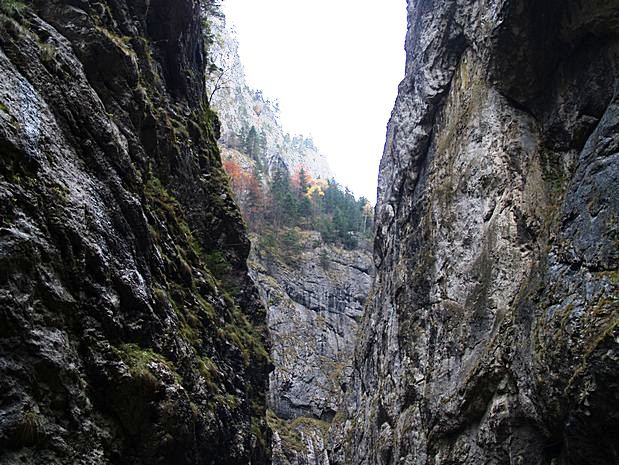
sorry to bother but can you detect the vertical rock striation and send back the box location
[251,231,372,465]
[252,233,371,423]
[331,1,618,464]
[0,1,269,464]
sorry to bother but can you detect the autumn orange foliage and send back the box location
[223,159,266,226]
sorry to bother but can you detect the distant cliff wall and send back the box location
[250,230,372,465]
[208,17,332,180]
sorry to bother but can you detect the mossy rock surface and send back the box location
[0,1,270,464]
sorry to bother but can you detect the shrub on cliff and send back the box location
[0,0,25,16]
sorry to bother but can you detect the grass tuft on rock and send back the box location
[116,343,181,385]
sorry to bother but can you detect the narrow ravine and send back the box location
[1,1,616,464]
[206,15,374,463]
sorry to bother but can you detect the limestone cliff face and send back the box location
[331,1,618,464]
[250,230,371,465]
[252,232,371,421]
[0,1,269,464]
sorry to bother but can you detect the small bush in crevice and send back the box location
[0,0,26,16]
[13,410,43,447]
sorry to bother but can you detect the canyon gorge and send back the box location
[0,1,617,464]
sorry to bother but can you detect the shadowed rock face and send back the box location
[330,1,618,464]
[0,1,269,464]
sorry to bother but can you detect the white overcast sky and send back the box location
[222,0,407,201]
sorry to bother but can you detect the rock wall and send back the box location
[331,1,618,464]
[0,1,269,464]
[250,230,372,465]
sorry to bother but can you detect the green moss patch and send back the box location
[145,174,201,254]
[116,343,181,385]
[267,410,306,453]
[221,304,269,367]
[95,25,135,57]
[267,411,331,454]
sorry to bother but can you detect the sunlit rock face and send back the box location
[0,1,270,464]
[252,232,371,421]
[330,0,619,464]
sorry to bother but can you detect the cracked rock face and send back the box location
[330,1,618,464]
[254,234,371,421]
[250,231,372,465]
[0,1,269,464]
[269,414,332,465]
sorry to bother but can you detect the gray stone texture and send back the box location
[330,1,619,464]
[251,231,372,465]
